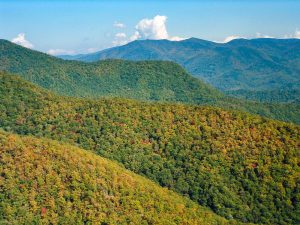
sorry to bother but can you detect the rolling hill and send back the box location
[0,39,222,101]
[1,72,299,224]
[0,130,241,225]
[0,39,299,124]
[59,38,300,103]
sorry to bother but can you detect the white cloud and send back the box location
[112,32,128,46]
[294,29,300,39]
[114,22,125,28]
[129,15,184,43]
[169,36,186,41]
[135,15,169,40]
[129,31,141,42]
[222,35,243,43]
[115,33,127,38]
[256,32,274,38]
[111,15,185,46]
[218,31,300,43]
[47,49,75,55]
[11,33,34,48]
[283,29,300,39]
[216,30,300,43]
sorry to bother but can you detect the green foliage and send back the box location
[0,131,240,225]
[226,89,300,104]
[60,38,300,103]
[0,40,300,124]
[0,39,222,100]
[1,73,299,224]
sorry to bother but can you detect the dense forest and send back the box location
[59,38,300,103]
[1,72,299,225]
[0,40,299,124]
[226,89,300,104]
[0,130,243,225]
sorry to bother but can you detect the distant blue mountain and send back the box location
[59,38,300,103]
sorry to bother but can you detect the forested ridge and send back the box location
[0,130,243,225]
[1,39,300,124]
[1,72,299,224]
[59,38,300,103]
[225,89,300,104]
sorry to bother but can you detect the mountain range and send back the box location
[1,72,299,224]
[1,39,299,124]
[1,38,300,224]
[59,38,300,103]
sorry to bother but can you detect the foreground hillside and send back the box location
[0,130,239,225]
[1,73,299,224]
[0,40,299,124]
[60,38,300,103]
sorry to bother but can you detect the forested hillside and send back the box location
[1,72,299,224]
[1,40,299,124]
[225,89,300,104]
[61,38,300,103]
[0,39,221,100]
[0,130,241,225]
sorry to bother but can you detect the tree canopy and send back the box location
[1,72,299,224]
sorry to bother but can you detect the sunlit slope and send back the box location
[1,40,299,123]
[1,72,299,224]
[0,130,242,225]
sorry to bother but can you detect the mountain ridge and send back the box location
[58,37,300,102]
[1,39,300,124]
[1,129,241,224]
[1,71,299,224]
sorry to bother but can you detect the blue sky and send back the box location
[1,0,299,55]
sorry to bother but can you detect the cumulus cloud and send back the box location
[11,33,34,48]
[112,32,128,46]
[114,22,125,28]
[111,15,185,46]
[129,15,185,42]
[129,31,141,42]
[47,49,75,55]
[135,15,169,40]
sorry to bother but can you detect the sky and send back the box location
[1,0,300,55]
